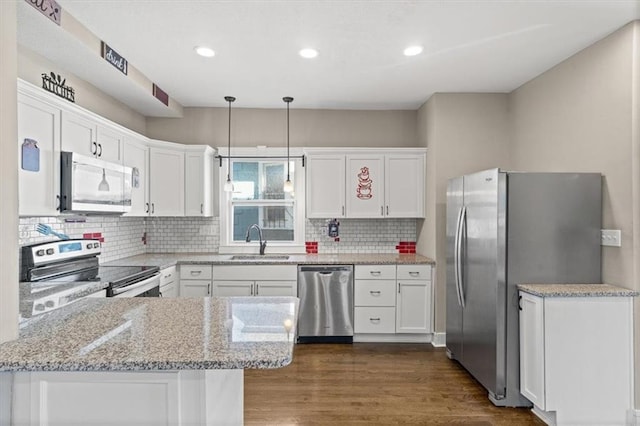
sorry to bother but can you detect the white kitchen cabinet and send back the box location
[149,145,185,216]
[305,154,346,218]
[61,111,123,163]
[185,146,215,217]
[212,265,297,297]
[179,264,212,297]
[396,264,432,333]
[518,290,634,425]
[17,92,61,216]
[305,149,426,219]
[385,154,425,217]
[122,138,150,216]
[159,266,178,298]
[346,154,384,218]
[354,264,396,334]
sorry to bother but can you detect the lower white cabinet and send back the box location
[212,265,297,297]
[9,369,243,425]
[354,264,433,339]
[179,264,212,297]
[519,291,634,425]
[160,266,178,298]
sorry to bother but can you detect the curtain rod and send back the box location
[215,155,305,167]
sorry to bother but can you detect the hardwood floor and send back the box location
[245,343,544,425]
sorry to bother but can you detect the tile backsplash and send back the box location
[19,216,417,261]
[19,216,146,263]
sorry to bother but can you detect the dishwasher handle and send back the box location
[298,265,353,273]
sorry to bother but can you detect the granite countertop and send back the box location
[20,280,109,320]
[517,283,639,298]
[103,253,435,269]
[0,296,298,372]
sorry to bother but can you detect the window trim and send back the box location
[217,147,306,254]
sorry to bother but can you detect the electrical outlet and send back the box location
[601,229,621,247]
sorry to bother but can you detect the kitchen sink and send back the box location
[229,255,290,260]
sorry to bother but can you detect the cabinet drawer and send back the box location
[354,307,396,334]
[160,266,177,286]
[397,264,431,281]
[354,264,396,280]
[354,280,396,306]
[180,264,212,280]
[213,265,296,281]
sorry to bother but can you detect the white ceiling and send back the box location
[16,0,640,114]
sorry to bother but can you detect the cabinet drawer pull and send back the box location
[380,206,384,216]
[190,270,202,275]
[92,141,98,155]
[369,290,381,295]
[201,203,203,214]
[386,205,389,215]
[369,271,381,276]
[145,202,149,213]
[97,143,103,157]
[56,195,61,211]
[151,203,155,214]
[369,317,381,322]
[408,271,420,277]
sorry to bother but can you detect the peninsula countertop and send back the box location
[0,296,298,372]
[517,283,638,298]
[103,252,435,269]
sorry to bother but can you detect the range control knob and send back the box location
[93,243,100,248]
[34,303,45,311]
[46,248,54,255]
[44,300,55,308]
[86,243,92,249]
[36,249,45,256]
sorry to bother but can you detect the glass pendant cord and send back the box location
[224,96,236,192]
[283,96,294,192]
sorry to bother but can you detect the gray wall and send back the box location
[417,94,510,333]
[147,107,418,147]
[18,48,147,135]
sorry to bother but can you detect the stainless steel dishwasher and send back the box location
[297,265,354,343]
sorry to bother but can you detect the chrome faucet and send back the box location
[245,224,267,255]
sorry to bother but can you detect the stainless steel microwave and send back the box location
[60,151,132,214]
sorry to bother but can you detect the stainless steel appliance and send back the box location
[21,239,160,315]
[446,168,601,407]
[60,151,133,214]
[297,265,354,343]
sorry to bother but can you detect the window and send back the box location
[219,148,305,253]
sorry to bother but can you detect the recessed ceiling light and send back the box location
[403,45,423,57]
[299,48,319,59]
[194,46,215,58]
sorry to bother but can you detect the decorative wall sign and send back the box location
[41,72,75,103]
[153,84,169,106]
[21,139,40,172]
[101,42,128,75]
[24,0,61,26]
[356,166,373,199]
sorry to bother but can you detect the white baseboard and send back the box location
[531,406,556,426]
[431,332,446,347]
[354,334,431,343]
[631,409,640,425]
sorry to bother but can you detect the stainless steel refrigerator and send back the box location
[446,168,601,407]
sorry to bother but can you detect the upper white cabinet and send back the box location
[61,111,123,163]
[17,92,61,216]
[306,155,346,218]
[149,144,185,216]
[122,138,150,216]
[185,146,215,217]
[305,149,426,219]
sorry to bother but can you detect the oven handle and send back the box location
[112,273,160,297]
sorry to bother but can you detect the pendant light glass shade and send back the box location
[283,96,294,193]
[224,96,236,192]
[98,168,110,192]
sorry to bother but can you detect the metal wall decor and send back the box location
[101,42,128,75]
[41,72,75,103]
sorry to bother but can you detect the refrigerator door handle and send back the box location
[454,206,464,307]
[457,206,467,308]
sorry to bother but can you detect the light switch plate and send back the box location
[601,229,621,247]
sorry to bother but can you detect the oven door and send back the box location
[112,274,161,298]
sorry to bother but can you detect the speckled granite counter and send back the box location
[0,296,298,372]
[103,252,435,269]
[517,283,638,298]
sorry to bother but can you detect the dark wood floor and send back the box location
[245,343,544,425]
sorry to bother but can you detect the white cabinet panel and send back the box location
[61,111,97,157]
[180,264,213,280]
[149,146,185,216]
[346,155,384,218]
[354,280,396,307]
[396,281,432,333]
[180,280,211,297]
[519,292,545,408]
[385,155,425,218]
[354,307,396,333]
[256,281,297,297]
[185,147,214,217]
[214,281,253,296]
[354,264,396,280]
[396,264,431,281]
[306,155,345,218]
[160,281,178,298]
[122,138,149,216]
[17,94,61,216]
[96,125,123,163]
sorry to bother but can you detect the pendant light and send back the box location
[223,96,236,192]
[283,96,294,193]
[98,168,110,192]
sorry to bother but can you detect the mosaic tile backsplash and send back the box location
[19,216,417,261]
